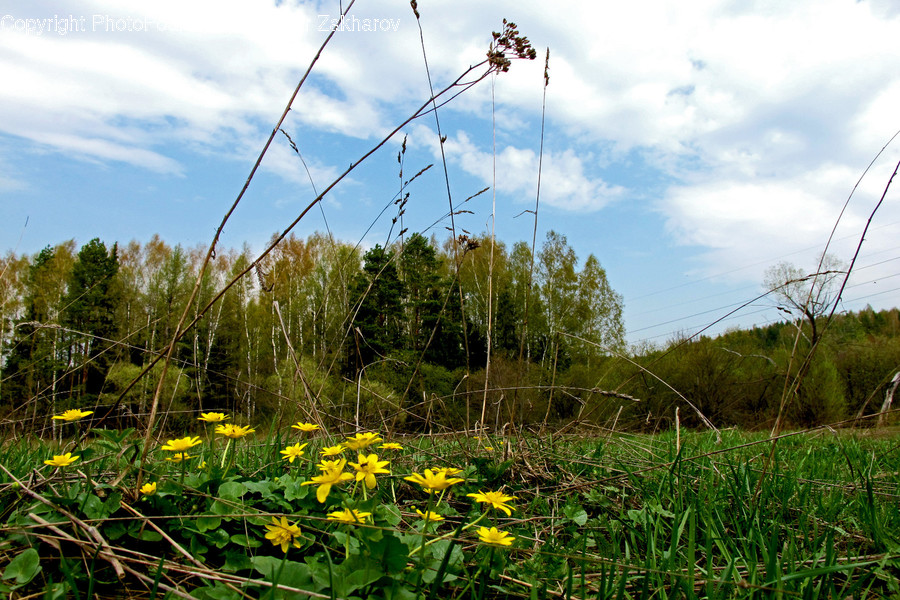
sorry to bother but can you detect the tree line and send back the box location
[2,231,897,435]
[612,307,900,431]
[0,230,625,433]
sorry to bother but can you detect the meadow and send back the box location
[1,417,899,599]
[3,9,900,599]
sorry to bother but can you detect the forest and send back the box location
[1,231,898,436]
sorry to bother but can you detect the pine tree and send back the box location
[349,245,404,370]
[61,238,120,403]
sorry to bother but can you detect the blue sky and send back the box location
[2,0,900,347]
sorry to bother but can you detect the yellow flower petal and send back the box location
[161,436,202,453]
[52,409,93,421]
[467,489,517,516]
[197,412,229,422]
[44,453,79,467]
[477,526,514,546]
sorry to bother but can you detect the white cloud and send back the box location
[413,126,624,211]
[662,153,900,284]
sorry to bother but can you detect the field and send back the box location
[2,420,899,599]
[3,8,900,600]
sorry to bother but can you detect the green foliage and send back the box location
[1,427,900,598]
[4,228,900,435]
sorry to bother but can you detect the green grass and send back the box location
[1,423,899,599]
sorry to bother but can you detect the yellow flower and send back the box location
[52,409,94,421]
[264,516,303,553]
[320,444,345,457]
[349,453,390,489]
[416,509,444,522]
[477,526,514,547]
[342,432,383,451]
[301,459,354,503]
[291,422,320,433]
[197,412,229,422]
[379,442,403,450]
[165,452,193,463]
[140,482,157,496]
[483,446,494,451]
[467,490,518,516]
[280,443,308,463]
[318,458,344,471]
[434,466,462,477]
[44,453,79,467]
[404,468,464,493]
[161,436,202,453]
[215,424,256,439]
[326,508,372,524]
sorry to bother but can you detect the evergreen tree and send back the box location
[400,233,443,352]
[349,245,404,370]
[61,238,120,403]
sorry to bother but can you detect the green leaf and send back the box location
[44,581,68,600]
[218,481,247,499]
[420,558,459,584]
[208,528,231,549]
[2,548,41,585]
[341,562,384,594]
[429,539,463,568]
[78,493,105,520]
[189,581,243,600]
[102,492,122,516]
[210,500,234,516]
[222,550,252,573]
[563,504,588,526]
[377,503,402,527]
[104,520,128,541]
[250,556,314,592]
[282,477,310,502]
[131,529,163,542]
[243,480,275,497]
[196,516,222,532]
[304,556,331,593]
[230,533,262,548]
[189,535,209,557]
[381,580,419,600]
[368,534,409,574]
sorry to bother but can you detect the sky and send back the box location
[2,0,900,348]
